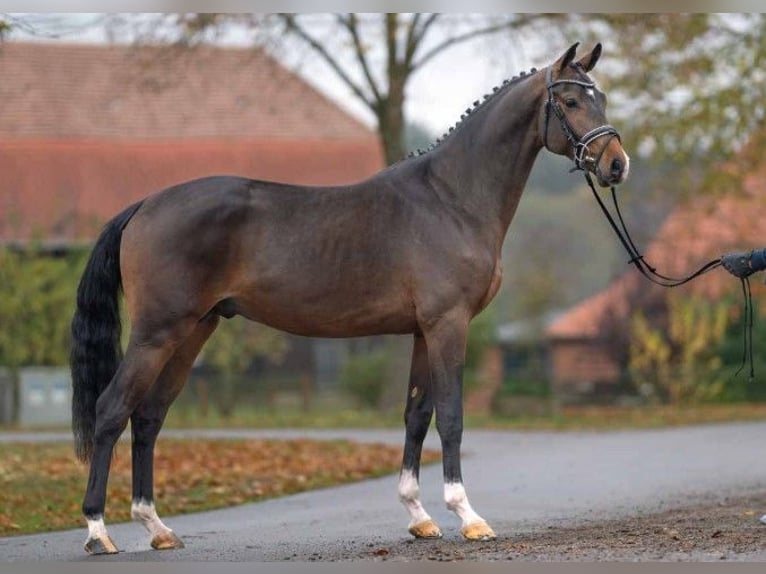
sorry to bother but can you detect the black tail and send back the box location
[70,201,143,463]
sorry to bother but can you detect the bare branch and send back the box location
[406,13,440,68]
[411,15,540,72]
[279,14,376,111]
[0,13,108,40]
[385,13,398,73]
[336,13,382,104]
[402,13,422,67]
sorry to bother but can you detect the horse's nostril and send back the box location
[610,158,623,177]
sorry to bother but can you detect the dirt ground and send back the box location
[315,491,766,562]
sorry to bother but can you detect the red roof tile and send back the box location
[0,139,383,243]
[0,41,374,140]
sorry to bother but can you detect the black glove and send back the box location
[721,249,766,279]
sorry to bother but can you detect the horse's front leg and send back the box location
[399,333,441,539]
[422,313,496,541]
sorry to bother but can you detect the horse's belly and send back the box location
[229,288,418,338]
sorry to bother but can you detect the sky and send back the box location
[5,13,545,136]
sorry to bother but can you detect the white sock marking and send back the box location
[760,514,766,525]
[398,469,432,527]
[86,516,109,541]
[444,482,484,527]
[131,499,173,538]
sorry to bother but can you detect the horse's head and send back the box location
[540,42,629,187]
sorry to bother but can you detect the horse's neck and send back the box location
[426,78,545,247]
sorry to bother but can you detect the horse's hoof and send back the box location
[408,519,443,539]
[461,520,496,541]
[151,531,185,550]
[84,535,119,555]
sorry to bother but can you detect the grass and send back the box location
[0,438,441,537]
[8,401,766,435]
[164,402,403,429]
[466,402,766,431]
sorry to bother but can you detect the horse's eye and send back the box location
[564,98,577,109]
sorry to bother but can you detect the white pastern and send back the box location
[760,514,766,525]
[398,469,432,528]
[444,482,484,527]
[131,499,173,538]
[86,516,109,541]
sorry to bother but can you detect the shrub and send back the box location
[338,350,388,409]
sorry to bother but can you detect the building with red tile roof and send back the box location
[0,41,383,245]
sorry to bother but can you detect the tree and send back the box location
[0,248,86,420]
[629,292,730,404]
[0,249,84,370]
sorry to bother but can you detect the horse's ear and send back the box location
[555,42,580,73]
[576,43,602,73]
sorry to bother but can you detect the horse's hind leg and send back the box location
[82,319,196,555]
[130,314,219,550]
[398,333,442,539]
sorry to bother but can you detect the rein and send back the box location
[583,171,766,382]
[582,173,722,288]
[544,65,759,380]
[583,173,757,381]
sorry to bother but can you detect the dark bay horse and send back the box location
[70,42,629,554]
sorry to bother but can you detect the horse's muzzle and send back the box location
[597,153,629,187]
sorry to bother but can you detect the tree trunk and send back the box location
[376,69,407,165]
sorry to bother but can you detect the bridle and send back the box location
[543,66,621,179]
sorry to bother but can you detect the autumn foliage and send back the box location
[0,438,439,536]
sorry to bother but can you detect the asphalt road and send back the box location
[2,423,766,561]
